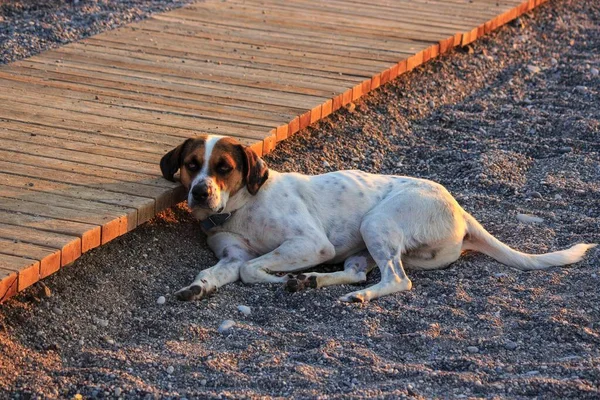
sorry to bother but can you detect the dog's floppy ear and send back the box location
[240,145,269,195]
[160,139,192,182]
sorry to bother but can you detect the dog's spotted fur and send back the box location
[160,135,597,303]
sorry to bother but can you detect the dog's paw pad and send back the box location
[284,279,301,293]
[307,276,318,289]
[175,285,204,301]
[339,293,365,303]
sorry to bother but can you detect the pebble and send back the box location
[39,283,52,298]
[494,273,508,278]
[200,379,207,386]
[218,319,236,333]
[516,213,544,224]
[322,161,331,168]
[526,65,541,74]
[114,388,122,397]
[96,319,109,328]
[528,191,543,199]
[554,194,563,200]
[346,103,356,113]
[467,346,479,353]
[104,337,115,345]
[591,68,599,76]
[559,146,573,154]
[237,305,251,316]
[166,366,174,374]
[504,340,518,350]
[574,85,587,93]
[157,296,166,305]
[52,307,63,315]
[550,58,558,65]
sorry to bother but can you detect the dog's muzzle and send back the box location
[191,182,212,205]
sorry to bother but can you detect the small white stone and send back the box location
[237,305,251,316]
[52,307,63,315]
[97,319,109,328]
[218,319,236,334]
[157,296,166,305]
[574,85,587,93]
[591,68,599,76]
[526,65,541,74]
[114,387,122,397]
[322,161,330,168]
[516,213,544,224]
[550,58,558,65]
[200,379,207,386]
[467,346,479,353]
[166,366,174,374]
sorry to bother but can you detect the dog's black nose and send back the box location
[192,184,212,202]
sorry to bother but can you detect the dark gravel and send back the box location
[1,0,600,398]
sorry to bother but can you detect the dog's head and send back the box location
[160,135,269,214]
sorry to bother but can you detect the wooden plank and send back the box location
[0,74,298,129]
[0,170,154,225]
[0,267,18,303]
[0,210,99,255]
[0,238,61,280]
[0,254,39,292]
[0,223,81,266]
[0,125,163,165]
[0,159,182,213]
[0,196,126,245]
[0,181,136,232]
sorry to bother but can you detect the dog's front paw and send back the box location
[284,274,318,293]
[175,282,214,301]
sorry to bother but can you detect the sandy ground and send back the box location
[1,0,599,398]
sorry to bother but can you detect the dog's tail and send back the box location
[462,213,596,270]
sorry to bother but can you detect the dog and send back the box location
[160,135,596,302]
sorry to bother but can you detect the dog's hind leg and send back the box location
[285,250,376,292]
[340,214,413,303]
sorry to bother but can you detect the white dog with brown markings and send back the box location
[160,135,596,303]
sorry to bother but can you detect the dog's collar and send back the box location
[200,212,233,231]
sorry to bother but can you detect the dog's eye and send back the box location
[186,162,199,172]
[217,163,232,174]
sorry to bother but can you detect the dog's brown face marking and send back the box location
[178,136,207,190]
[208,137,246,197]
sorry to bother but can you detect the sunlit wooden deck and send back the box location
[0,0,546,301]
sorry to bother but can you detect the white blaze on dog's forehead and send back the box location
[201,135,225,173]
[190,135,224,188]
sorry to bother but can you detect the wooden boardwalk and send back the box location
[0,0,546,301]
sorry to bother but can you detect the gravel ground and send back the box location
[1,0,600,398]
